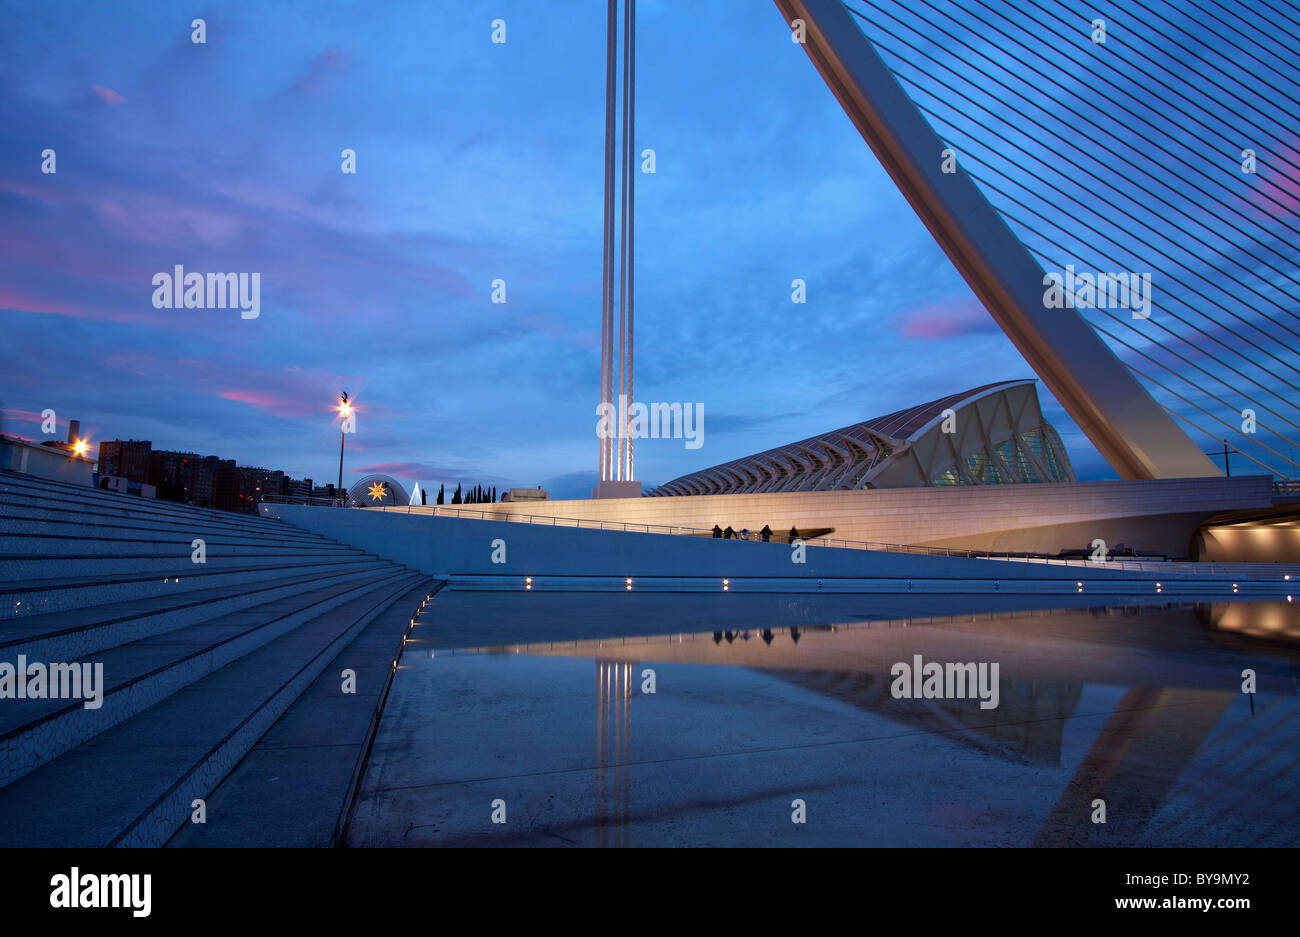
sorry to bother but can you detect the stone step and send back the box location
[0,531,354,558]
[166,580,442,847]
[0,556,389,620]
[0,567,417,789]
[0,547,369,580]
[0,573,430,847]
[0,499,333,546]
[0,564,403,662]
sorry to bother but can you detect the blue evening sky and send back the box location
[1,0,1231,497]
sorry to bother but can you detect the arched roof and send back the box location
[647,380,1075,494]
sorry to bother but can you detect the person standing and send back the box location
[760,524,772,542]
[712,524,722,539]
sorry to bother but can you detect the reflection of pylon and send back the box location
[594,659,635,847]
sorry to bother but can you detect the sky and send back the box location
[3,0,1256,499]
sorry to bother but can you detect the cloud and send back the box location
[897,299,999,340]
[91,85,125,105]
[354,461,512,486]
[287,46,352,95]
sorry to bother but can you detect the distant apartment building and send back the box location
[148,450,200,501]
[262,470,288,500]
[191,456,238,511]
[94,438,308,513]
[97,439,152,483]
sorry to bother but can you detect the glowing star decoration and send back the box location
[367,482,388,502]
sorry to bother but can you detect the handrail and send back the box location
[249,493,1290,577]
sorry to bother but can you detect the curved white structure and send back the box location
[650,380,1074,495]
[775,0,1221,481]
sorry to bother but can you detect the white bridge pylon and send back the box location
[776,0,1222,481]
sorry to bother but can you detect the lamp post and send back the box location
[337,391,351,501]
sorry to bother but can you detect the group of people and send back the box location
[710,523,799,542]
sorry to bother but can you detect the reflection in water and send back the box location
[356,599,1300,847]
[497,602,1299,845]
[595,661,635,847]
[1201,599,1300,643]
[768,670,1083,766]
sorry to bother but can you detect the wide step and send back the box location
[0,574,430,846]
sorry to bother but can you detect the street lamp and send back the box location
[337,391,351,501]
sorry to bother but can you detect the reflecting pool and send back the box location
[347,593,1300,847]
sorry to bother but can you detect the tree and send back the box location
[436,483,444,505]
[452,483,462,505]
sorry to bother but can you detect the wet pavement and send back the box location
[345,592,1300,847]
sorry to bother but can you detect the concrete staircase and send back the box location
[0,469,434,846]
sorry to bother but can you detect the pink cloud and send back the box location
[1243,144,1300,222]
[218,389,287,409]
[353,462,509,486]
[214,381,343,419]
[0,286,147,324]
[94,353,354,420]
[0,177,74,202]
[353,461,433,480]
[92,85,125,105]
[897,298,996,340]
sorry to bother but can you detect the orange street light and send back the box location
[337,391,350,498]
